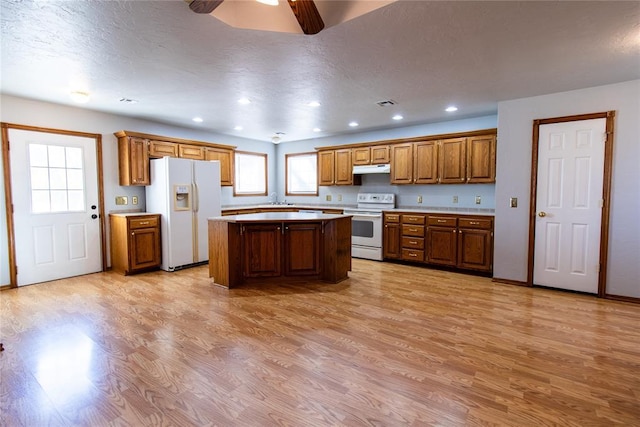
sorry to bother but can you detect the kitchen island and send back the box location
[207,212,352,288]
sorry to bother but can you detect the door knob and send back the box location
[538,211,547,217]
[91,205,97,210]
[91,214,98,219]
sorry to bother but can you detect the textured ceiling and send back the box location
[1,1,639,143]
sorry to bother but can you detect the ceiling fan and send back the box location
[187,0,324,35]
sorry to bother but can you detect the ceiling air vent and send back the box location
[376,100,397,107]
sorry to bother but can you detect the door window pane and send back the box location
[27,144,86,213]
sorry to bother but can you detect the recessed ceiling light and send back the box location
[234,125,243,131]
[238,98,251,105]
[349,121,359,127]
[192,117,203,123]
[445,106,458,112]
[313,127,321,132]
[308,101,321,107]
[69,91,90,104]
[392,114,404,121]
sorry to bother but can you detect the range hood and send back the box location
[353,164,391,174]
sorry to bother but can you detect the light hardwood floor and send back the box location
[1,260,639,426]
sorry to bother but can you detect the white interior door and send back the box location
[534,118,606,293]
[9,129,102,286]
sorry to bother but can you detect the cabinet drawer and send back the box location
[402,249,424,262]
[402,224,425,237]
[129,216,159,229]
[402,215,425,225]
[402,236,424,250]
[428,216,457,227]
[458,217,493,230]
[385,213,400,223]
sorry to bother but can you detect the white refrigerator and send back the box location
[145,157,221,271]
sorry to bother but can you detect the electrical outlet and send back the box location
[337,194,342,201]
[510,197,518,208]
[326,195,332,201]
[115,196,128,205]
[132,196,138,205]
[453,195,458,204]
[417,195,423,204]
[475,195,482,205]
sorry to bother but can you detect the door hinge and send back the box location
[599,199,604,208]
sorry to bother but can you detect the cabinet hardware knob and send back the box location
[131,232,135,236]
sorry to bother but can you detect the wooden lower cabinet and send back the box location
[384,212,493,274]
[283,223,322,276]
[209,216,351,288]
[110,214,161,275]
[383,213,401,259]
[457,217,493,271]
[243,224,282,278]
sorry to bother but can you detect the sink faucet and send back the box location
[269,192,278,205]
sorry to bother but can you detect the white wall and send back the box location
[276,115,498,209]
[494,80,640,298]
[0,95,276,284]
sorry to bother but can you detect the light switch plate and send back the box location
[417,195,423,204]
[453,195,458,204]
[510,197,518,208]
[115,196,128,205]
[326,195,332,201]
[337,194,342,201]
[475,195,481,205]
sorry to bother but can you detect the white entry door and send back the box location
[9,129,102,286]
[533,118,606,293]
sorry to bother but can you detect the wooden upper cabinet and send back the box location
[148,140,178,158]
[439,137,467,184]
[352,147,371,165]
[390,143,413,184]
[205,147,234,186]
[334,149,353,185]
[371,145,390,164]
[467,135,496,183]
[178,144,205,160]
[414,141,438,184]
[318,150,335,186]
[118,136,149,186]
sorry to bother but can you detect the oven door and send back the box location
[348,212,383,248]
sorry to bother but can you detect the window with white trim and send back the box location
[286,152,318,196]
[234,151,267,196]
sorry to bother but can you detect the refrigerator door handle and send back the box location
[193,182,199,213]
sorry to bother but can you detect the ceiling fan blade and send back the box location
[287,0,324,35]
[188,0,223,14]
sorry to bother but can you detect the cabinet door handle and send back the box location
[409,253,417,257]
[437,220,446,223]
[409,228,418,232]
[469,221,480,225]
[409,240,417,244]
[138,221,149,225]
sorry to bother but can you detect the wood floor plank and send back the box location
[1,259,639,425]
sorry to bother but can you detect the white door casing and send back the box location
[9,129,102,286]
[533,118,606,293]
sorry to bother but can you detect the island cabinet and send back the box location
[208,213,351,288]
[110,213,161,275]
